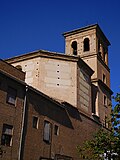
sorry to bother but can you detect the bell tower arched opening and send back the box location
[71,41,77,55]
[83,38,90,52]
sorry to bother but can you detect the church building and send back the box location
[0,24,112,160]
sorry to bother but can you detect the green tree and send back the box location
[111,93,120,158]
[77,93,120,160]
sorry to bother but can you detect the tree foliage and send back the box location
[77,93,120,160]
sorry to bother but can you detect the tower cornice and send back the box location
[63,24,110,46]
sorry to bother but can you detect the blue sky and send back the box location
[0,0,120,95]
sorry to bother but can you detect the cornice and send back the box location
[5,50,94,76]
[63,24,110,46]
[91,78,113,95]
[98,79,113,95]
[97,54,110,72]
[80,52,110,72]
[5,50,80,64]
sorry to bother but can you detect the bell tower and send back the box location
[63,24,113,125]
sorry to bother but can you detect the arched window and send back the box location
[71,41,77,55]
[15,65,22,71]
[84,38,90,52]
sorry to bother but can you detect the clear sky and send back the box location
[0,0,120,95]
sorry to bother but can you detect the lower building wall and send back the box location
[0,76,101,160]
[22,91,100,160]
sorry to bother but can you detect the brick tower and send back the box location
[63,24,113,125]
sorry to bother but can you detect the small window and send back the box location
[103,95,107,106]
[43,121,51,143]
[84,38,90,52]
[6,87,17,105]
[98,40,101,57]
[71,41,77,55]
[1,124,13,146]
[15,65,22,71]
[103,47,106,62]
[54,125,59,136]
[33,116,39,129]
[103,74,106,83]
[98,40,100,52]
[105,116,108,128]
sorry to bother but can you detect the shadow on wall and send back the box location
[92,84,98,114]
[62,102,82,121]
[28,90,82,129]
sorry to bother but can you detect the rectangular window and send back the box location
[33,116,39,129]
[103,74,106,83]
[105,116,108,128]
[103,51,106,62]
[1,124,13,146]
[54,125,59,136]
[103,95,107,106]
[6,87,17,105]
[43,121,51,143]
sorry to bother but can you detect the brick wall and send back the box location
[22,89,100,160]
[0,72,25,160]
[0,59,25,81]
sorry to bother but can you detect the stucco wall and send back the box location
[12,57,77,107]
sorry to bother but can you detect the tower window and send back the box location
[71,41,77,55]
[98,40,102,57]
[98,40,100,52]
[103,74,106,83]
[84,38,90,52]
[103,47,106,62]
[103,95,107,106]
[105,115,108,128]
